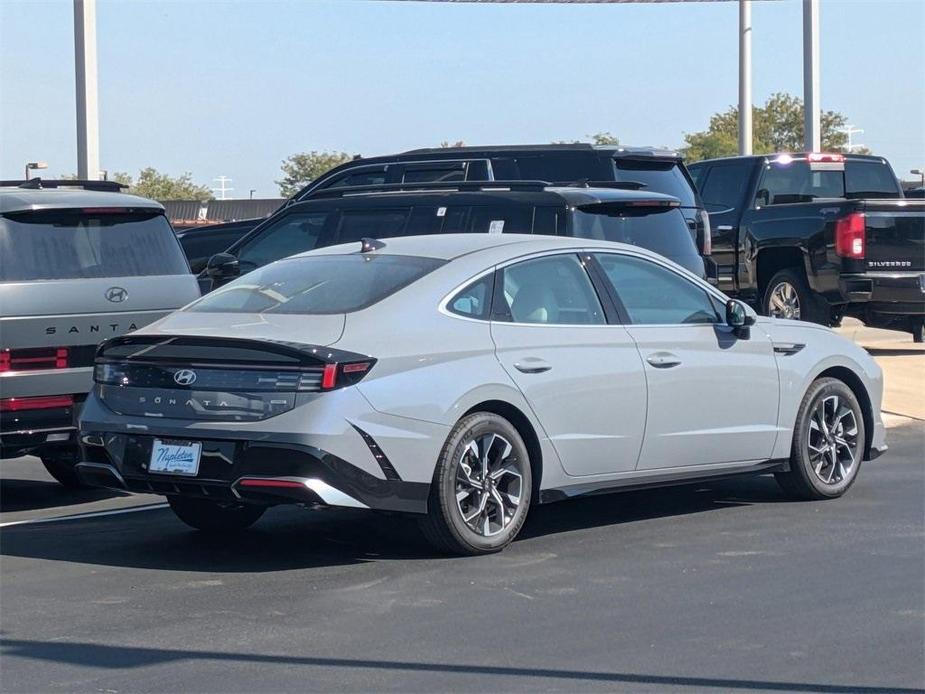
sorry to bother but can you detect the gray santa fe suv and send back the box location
[77,234,885,554]
[0,180,200,486]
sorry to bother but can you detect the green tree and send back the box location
[439,140,466,148]
[553,131,620,146]
[277,151,355,197]
[59,169,211,199]
[682,93,856,162]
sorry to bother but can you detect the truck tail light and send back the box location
[0,394,75,412]
[835,212,866,259]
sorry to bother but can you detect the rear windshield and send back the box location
[613,159,697,207]
[571,206,701,264]
[760,159,901,203]
[0,209,189,281]
[186,254,444,315]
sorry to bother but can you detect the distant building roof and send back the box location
[162,198,285,227]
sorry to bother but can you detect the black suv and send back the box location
[203,182,704,289]
[288,144,711,259]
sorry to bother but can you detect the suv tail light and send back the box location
[835,212,866,259]
[0,394,75,412]
[0,347,69,373]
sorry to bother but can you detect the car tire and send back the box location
[41,452,83,489]
[775,377,866,500]
[762,268,829,325]
[168,496,266,532]
[419,412,532,556]
[910,318,924,344]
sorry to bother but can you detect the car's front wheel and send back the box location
[775,377,866,500]
[419,412,532,555]
[168,496,266,532]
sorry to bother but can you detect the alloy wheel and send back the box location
[455,432,523,537]
[807,395,859,486]
[769,281,801,319]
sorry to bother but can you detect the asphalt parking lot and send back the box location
[1,327,923,693]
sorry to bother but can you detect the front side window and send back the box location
[0,210,188,281]
[236,211,330,272]
[187,254,444,315]
[594,253,719,325]
[497,255,604,325]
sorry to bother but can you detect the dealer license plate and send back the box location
[149,439,201,476]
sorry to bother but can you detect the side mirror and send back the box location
[726,299,756,337]
[755,189,771,207]
[205,252,240,281]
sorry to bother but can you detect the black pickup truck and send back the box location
[689,153,925,341]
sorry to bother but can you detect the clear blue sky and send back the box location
[1,0,923,198]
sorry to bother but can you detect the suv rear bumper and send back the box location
[0,402,80,459]
[840,272,925,317]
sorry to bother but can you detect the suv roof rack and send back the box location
[564,180,648,190]
[0,178,128,193]
[302,180,554,200]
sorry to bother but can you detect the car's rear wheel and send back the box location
[763,268,829,325]
[41,451,83,489]
[419,412,532,555]
[168,496,266,532]
[775,377,865,500]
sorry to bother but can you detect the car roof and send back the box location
[397,143,682,159]
[689,152,888,166]
[294,186,680,209]
[0,188,163,214]
[300,232,657,264]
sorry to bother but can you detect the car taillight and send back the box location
[320,360,375,391]
[0,347,69,373]
[0,394,75,412]
[835,212,866,259]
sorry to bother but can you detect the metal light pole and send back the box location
[802,0,820,152]
[738,0,752,155]
[74,0,100,180]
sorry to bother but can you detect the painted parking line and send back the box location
[0,502,169,529]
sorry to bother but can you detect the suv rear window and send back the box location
[186,254,444,315]
[613,159,697,207]
[0,209,189,281]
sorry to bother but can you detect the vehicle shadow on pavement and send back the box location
[864,347,924,357]
[0,477,129,514]
[0,475,789,573]
[0,637,918,694]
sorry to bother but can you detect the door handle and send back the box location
[514,358,552,374]
[646,352,682,368]
[716,225,734,231]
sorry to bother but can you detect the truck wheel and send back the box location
[762,268,829,325]
[910,318,924,344]
[168,496,266,532]
[41,452,84,489]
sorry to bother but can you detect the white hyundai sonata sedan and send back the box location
[77,234,886,555]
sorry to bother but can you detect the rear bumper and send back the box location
[0,402,80,459]
[839,272,925,317]
[77,432,429,513]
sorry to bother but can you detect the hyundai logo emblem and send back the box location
[105,286,128,303]
[173,369,198,386]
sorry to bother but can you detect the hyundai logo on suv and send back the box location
[173,369,198,386]
[105,286,128,303]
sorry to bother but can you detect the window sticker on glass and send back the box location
[488,220,505,235]
[437,207,447,217]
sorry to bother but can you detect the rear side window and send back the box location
[698,162,753,211]
[497,254,605,325]
[401,163,466,184]
[513,154,610,184]
[322,168,388,189]
[187,254,444,315]
[467,205,533,234]
[448,274,493,320]
[571,206,700,264]
[335,209,410,244]
[614,160,697,207]
[0,210,188,281]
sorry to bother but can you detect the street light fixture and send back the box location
[912,169,924,187]
[25,161,48,180]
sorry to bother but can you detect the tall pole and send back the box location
[802,0,820,152]
[74,0,100,180]
[738,0,752,155]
